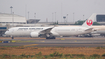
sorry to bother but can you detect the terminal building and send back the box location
[96,14,105,25]
[0,13,27,24]
[0,13,41,36]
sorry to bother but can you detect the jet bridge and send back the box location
[0,27,7,36]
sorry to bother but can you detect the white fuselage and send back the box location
[51,27,90,36]
[5,27,50,37]
[5,26,91,37]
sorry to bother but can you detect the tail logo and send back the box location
[86,20,93,26]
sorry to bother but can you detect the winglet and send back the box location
[82,13,96,28]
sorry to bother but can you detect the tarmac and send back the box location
[0,37,105,47]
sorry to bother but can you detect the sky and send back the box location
[0,0,105,22]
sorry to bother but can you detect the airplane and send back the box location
[5,14,96,39]
[91,26,105,36]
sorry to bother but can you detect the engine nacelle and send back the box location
[30,32,39,37]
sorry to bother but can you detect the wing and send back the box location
[39,27,54,34]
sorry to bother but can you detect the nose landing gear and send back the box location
[12,37,14,39]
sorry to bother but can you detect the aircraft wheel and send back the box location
[52,36,55,39]
[12,37,14,39]
[46,36,55,39]
[46,37,50,39]
[49,36,55,39]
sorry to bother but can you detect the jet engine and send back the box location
[30,32,39,37]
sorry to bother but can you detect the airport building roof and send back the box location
[27,19,40,24]
[0,13,27,24]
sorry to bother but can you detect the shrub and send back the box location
[20,54,26,57]
[2,54,10,58]
[76,54,85,57]
[64,54,71,57]
[0,48,6,50]
[59,53,63,57]
[50,54,54,57]
[53,51,59,57]
[26,55,30,58]
[44,55,49,58]
[20,54,33,58]
[102,53,105,57]
[72,54,85,57]
[12,55,16,57]
[50,51,63,57]
[96,47,101,49]
[72,54,77,56]
[90,54,100,57]
[36,52,42,56]
[2,54,10,57]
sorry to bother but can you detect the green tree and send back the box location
[75,20,100,25]
[93,22,100,25]
[75,20,85,25]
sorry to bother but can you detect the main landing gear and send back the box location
[45,33,56,39]
[46,36,56,39]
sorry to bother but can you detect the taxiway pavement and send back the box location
[0,37,105,47]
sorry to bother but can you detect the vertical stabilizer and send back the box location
[82,13,96,28]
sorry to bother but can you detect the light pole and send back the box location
[63,16,66,24]
[73,12,75,23]
[52,13,53,23]
[28,11,29,19]
[67,14,68,23]
[83,15,84,20]
[12,12,14,27]
[34,13,36,19]
[55,12,56,23]
[10,6,13,14]
[10,6,14,27]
